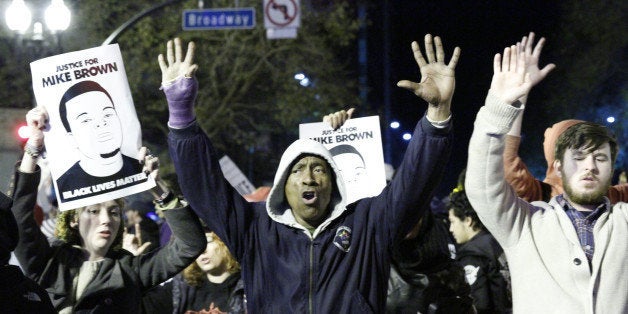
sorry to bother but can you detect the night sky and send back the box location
[365,0,561,197]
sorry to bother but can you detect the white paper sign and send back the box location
[299,116,386,203]
[30,44,155,211]
[219,155,255,196]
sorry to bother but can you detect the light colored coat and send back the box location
[465,92,628,314]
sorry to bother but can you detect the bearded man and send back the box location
[465,38,628,313]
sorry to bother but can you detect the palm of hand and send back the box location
[163,62,193,82]
[491,72,529,104]
[525,58,544,86]
[418,64,455,105]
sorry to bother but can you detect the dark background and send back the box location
[362,0,623,198]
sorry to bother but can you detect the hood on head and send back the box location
[266,139,347,226]
[543,119,585,181]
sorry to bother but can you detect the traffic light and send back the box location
[16,123,30,142]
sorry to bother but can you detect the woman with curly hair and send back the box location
[11,107,206,313]
[144,231,245,314]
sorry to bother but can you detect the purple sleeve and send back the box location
[162,77,198,128]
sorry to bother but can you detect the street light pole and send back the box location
[102,0,185,46]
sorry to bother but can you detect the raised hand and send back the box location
[20,107,48,172]
[123,224,152,256]
[323,108,355,130]
[490,45,533,104]
[157,37,199,84]
[139,147,173,201]
[138,146,160,180]
[25,106,48,149]
[518,32,555,88]
[397,34,461,113]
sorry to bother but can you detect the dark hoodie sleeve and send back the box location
[168,122,254,260]
[134,203,205,290]
[10,166,55,278]
[379,115,453,244]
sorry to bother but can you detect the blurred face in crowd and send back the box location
[557,143,612,206]
[448,209,474,244]
[285,155,333,229]
[196,233,228,275]
[77,200,122,260]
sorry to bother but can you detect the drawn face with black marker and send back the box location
[329,144,367,187]
[333,152,366,185]
[65,91,123,162]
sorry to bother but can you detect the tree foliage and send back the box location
[546,0,627,170]
[511,0,628,175]
[54,0,360,184]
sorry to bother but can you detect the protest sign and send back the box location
[30,44,155,211]
[300,116,386,203]
[219,155,255,196]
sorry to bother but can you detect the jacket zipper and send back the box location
[309,240,314,313]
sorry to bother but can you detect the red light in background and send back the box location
[17,124,30,140]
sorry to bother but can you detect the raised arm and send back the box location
[465,43,534,248]
[504,33,555,201]
[380,35,458,240]
[397,34,461,122]
[159,38,253,260]
[132,148,205,289]
[12,107,55,276]
[157,38,199,129]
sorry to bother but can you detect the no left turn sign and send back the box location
[264,0,300,28]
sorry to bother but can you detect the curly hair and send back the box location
[55,198,125,252]
[183,232,240,287]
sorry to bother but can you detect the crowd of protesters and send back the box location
[1,30,627,314]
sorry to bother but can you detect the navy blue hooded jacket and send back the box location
[168,116,452,313]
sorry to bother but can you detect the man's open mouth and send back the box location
[303,191,316,200]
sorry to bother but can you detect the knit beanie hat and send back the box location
[0,192,17,263]
[543,119,585,178]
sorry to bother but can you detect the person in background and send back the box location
[143,230,245,314]
[387,207,474,314]
[448,171,511,313]
[161,34,458,312]
[124,199,160,252]
[11,106,206,313]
